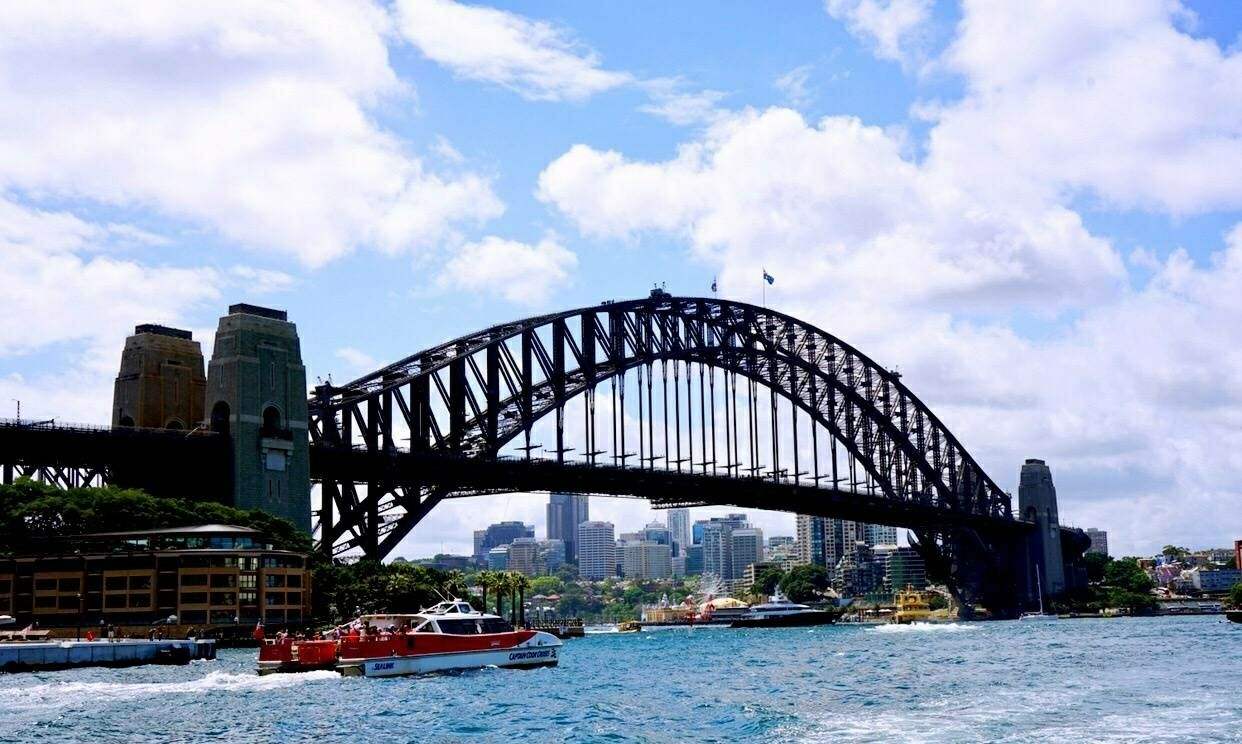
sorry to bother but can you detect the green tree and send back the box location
[1228,582,1242,609]
[1104,558,1154,594]
[1083,552,1112,583]
[779,564,830,603]
[529,576,564,596]
[750,566,784,597]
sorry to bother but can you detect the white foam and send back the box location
[3,669,339,710]
[869,622,978,634]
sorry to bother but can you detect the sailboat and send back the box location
[1020,565,1058,621]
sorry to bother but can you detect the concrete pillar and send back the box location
[205,304,310,532]
[1018,458,1065,599]
[112,325,206,430]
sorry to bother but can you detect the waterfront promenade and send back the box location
[1,616,1237,742]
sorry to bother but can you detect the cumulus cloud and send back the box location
[0,0,503,267]
[825,0,933,64]
[438,236,577,305]
[394,0,631,102]
[638,79,729,126]
[537,3,1242,553]
[774,65,815,109]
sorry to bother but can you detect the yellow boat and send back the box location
[892,588,935,624]
[616,620,642,633]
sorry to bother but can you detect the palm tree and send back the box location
[444,569,467,600]
[514,574,532,628]
[494,572,507,617]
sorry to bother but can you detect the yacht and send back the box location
[257,599,562,677]
[1020,566,1058,621]
[730,589,838,628]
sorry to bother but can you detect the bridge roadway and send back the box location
[310,445,1037,536]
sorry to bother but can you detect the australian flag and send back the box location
[763,269,775,285]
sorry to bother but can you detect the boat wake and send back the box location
[869,622,978,634]
[4,669,339,709]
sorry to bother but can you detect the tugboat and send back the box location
[729,589,837,628]
[257,600,562,677]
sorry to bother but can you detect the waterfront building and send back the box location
[1085,528,1110,556]
[623,542,672,580]
[834,542,883,597]
[878,545,927,592]
[1190,567,1242,593]
[742,561,780,591]
[666,508,691,556]
[507,538,540,576]
[473,521,534,565]
[1019,458,1066,598]
[487,546,510,571]
[546,493,589,562]
[577,521,616,580]
[412,554,472,571]
[0,525,310,630]
[797,515,865,576]
[731,528,764,581]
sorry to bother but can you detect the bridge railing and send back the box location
[0,418,221,438]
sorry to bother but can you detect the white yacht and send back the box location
[731,589,838,628]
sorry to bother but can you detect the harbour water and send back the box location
[2,616,1238,743]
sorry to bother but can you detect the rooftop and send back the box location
[80,524,261,538]
[134,324,193,340]
[227,303,287,321]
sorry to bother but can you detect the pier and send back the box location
[0,638,215,673]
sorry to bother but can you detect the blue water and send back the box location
[2,616,1239,743]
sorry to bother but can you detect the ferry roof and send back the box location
[80,524,261,538]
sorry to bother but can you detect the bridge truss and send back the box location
[309,292,1015,559]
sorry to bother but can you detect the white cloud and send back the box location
[0,1,503,267]
[774,65,815,109]
[335,346,379,374]
[228,266,296,294]
[394,0,631,102]
[438,236,578,305]
[928,0,1242,214]
[638,79,729,126]
[825,0,933,64]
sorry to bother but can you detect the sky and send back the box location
[2,0,1242,559]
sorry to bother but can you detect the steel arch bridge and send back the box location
[308,291,1029,601]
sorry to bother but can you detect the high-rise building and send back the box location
[643,522,672,549]
[666,508,690,556]
[684,544,703,575]
[796,515,825,566]
[671,556,686,578]
[797,515,866,576]
[473,521,535,564]
[546,493,589,562]
[1085,528,1109,556]
[487,546,509,570]
[731,527,764,580]
[1019,458,1065,599]
[472,530,486,564]
[865,524,898,547]
[538,539,566,574]
[623,541,673,580]
[577,521,616,580]
[507,537,540,576]
[699,514,751,580]
[876,545,927,592]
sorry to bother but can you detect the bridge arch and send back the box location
[309,293,1011,559]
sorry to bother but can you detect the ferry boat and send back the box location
[892,588,935,624]
[257,600,562,677]
[729,589,837,628]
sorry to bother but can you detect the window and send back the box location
[239,575,257,589]
[240,557,258,571]
[180,592,208,605]
[239,590,258,605]
[129,575,151,591]
[210,592,236,606]
[105,576,127,591]
[35,596,57,609]
[285,574,301,588]
[180,574,208,586]
[436,619,479,635]
[129,593,151,608]
[57,596,79,610]
[58,578,81,592]
[104,594,127,609]
[285,592,301,606]
[34,578,57,592]
[265,574,285,588]
[480,618,514,633]
[0,579,11,594]
[266,593,284,606]
[210,574,237,588]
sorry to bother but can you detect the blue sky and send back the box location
[2,1,1242,557]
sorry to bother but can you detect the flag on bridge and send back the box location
[762,269,775,285]
[710,277,717,294]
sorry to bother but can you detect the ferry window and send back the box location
[413,621,433,633]
[480,618,513,633]
[436,619,479,634]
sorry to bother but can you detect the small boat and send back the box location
[616,620,641,633]
[257,599,562,677]
[1226,610,1242,624]
[1020,565,1058,621]
[730,589,837,628]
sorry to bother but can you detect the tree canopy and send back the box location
[779,564,830,603]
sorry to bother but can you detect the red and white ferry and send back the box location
[257,600,562,677]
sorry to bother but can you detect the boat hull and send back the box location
[342,642,559,677]
[1227,610,1242,624]
[730,611,837,628]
